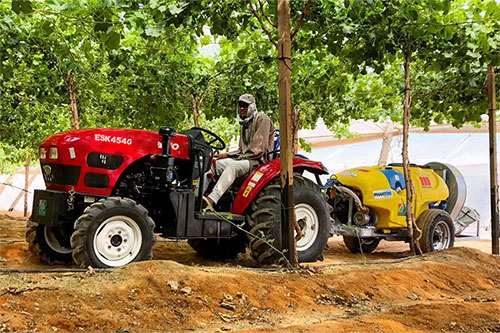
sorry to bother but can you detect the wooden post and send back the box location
[292,106,299,154]
[67,71,80,130]
[0,174,14,198]
[488,66,499,255]
[8,171,39,212]
[378,123,394,166]
[277,0,296,266]
[24,154,30,217]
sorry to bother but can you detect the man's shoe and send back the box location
[202,196,215,212]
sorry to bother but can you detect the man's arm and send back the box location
[225,136,242,159]
[224,126,244,159]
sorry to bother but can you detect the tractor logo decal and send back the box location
[43,165,52,175]
[94,134,132,145]
[171,143,179,150]
[373,189,393,199]
[398,203,406,216]
[419,176,431,188]
[243,172,264,197]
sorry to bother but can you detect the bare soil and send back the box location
[1,213,499,333]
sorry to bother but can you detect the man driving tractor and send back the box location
[204,94,275,207]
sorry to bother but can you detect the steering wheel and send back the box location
[191,127,226,151]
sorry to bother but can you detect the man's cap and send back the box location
[238,94,256,105]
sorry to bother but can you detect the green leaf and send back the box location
[200,35,212,46]
[427,22,442,34]
[12,0,33,14]
[41,21,53,34]
[340,23,356,34]
[236,49,247,59]
[478,33,489,51]
[443,26,455,40]
[466,50,480,59]
[145,25,163,37]
[299,138,312,153]
[104,31,120,50]
[94,22,112,33]
[168,2,187,15]
[149,0,159,9]
[63,59,79,72]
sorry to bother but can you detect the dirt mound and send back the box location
[1,216,499,332]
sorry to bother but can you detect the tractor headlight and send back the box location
[49,147,58,159]
[68,147,76,159]
[39,147,46,160]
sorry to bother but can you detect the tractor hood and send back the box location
[41,128,161,148]
[38,128,164,196]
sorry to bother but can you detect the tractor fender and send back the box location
[231,157,328,215]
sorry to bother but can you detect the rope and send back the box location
[205,209,293,269]
[0,182,32,194]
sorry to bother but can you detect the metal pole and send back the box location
[277,0,296,266]
[488,66,499,255]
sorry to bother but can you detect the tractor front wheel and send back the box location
[70,197,155,268]
[246,176,331,265]
[26,218,74,264]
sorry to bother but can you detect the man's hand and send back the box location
[214,152,228,159]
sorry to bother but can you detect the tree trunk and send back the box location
[402,52,422,255]
[378,123,395,166]
[191,95,200,127]
[67,71,79,130]
[24,154,30,217]
[277,0,297,267]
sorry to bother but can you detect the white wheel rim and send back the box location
[295,203,320,252]
[44,225,73,254]
[432,220,451,251]
[93,215,142,267]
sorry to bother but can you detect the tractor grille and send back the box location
[41,163,81,186]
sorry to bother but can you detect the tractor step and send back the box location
[169,212,245,240]
[194,212,245,222]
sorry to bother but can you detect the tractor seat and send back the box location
[267,130,310,161]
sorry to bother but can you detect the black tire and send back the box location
[246,176,331,265]
[25,218,74,264]
[70,197,155,268]
[343,236,380,254]
[188,233,248,260]
[416,209,455,253]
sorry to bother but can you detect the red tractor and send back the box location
[28,126,331,268]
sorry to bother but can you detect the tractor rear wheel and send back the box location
[416,209,455,253]
[188,233,247,260]
[70,197,155,268]
[246,176,331,265]
[26,218,74,264]
[343,236,380,254]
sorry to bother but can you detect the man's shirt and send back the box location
[228,112,275,169]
